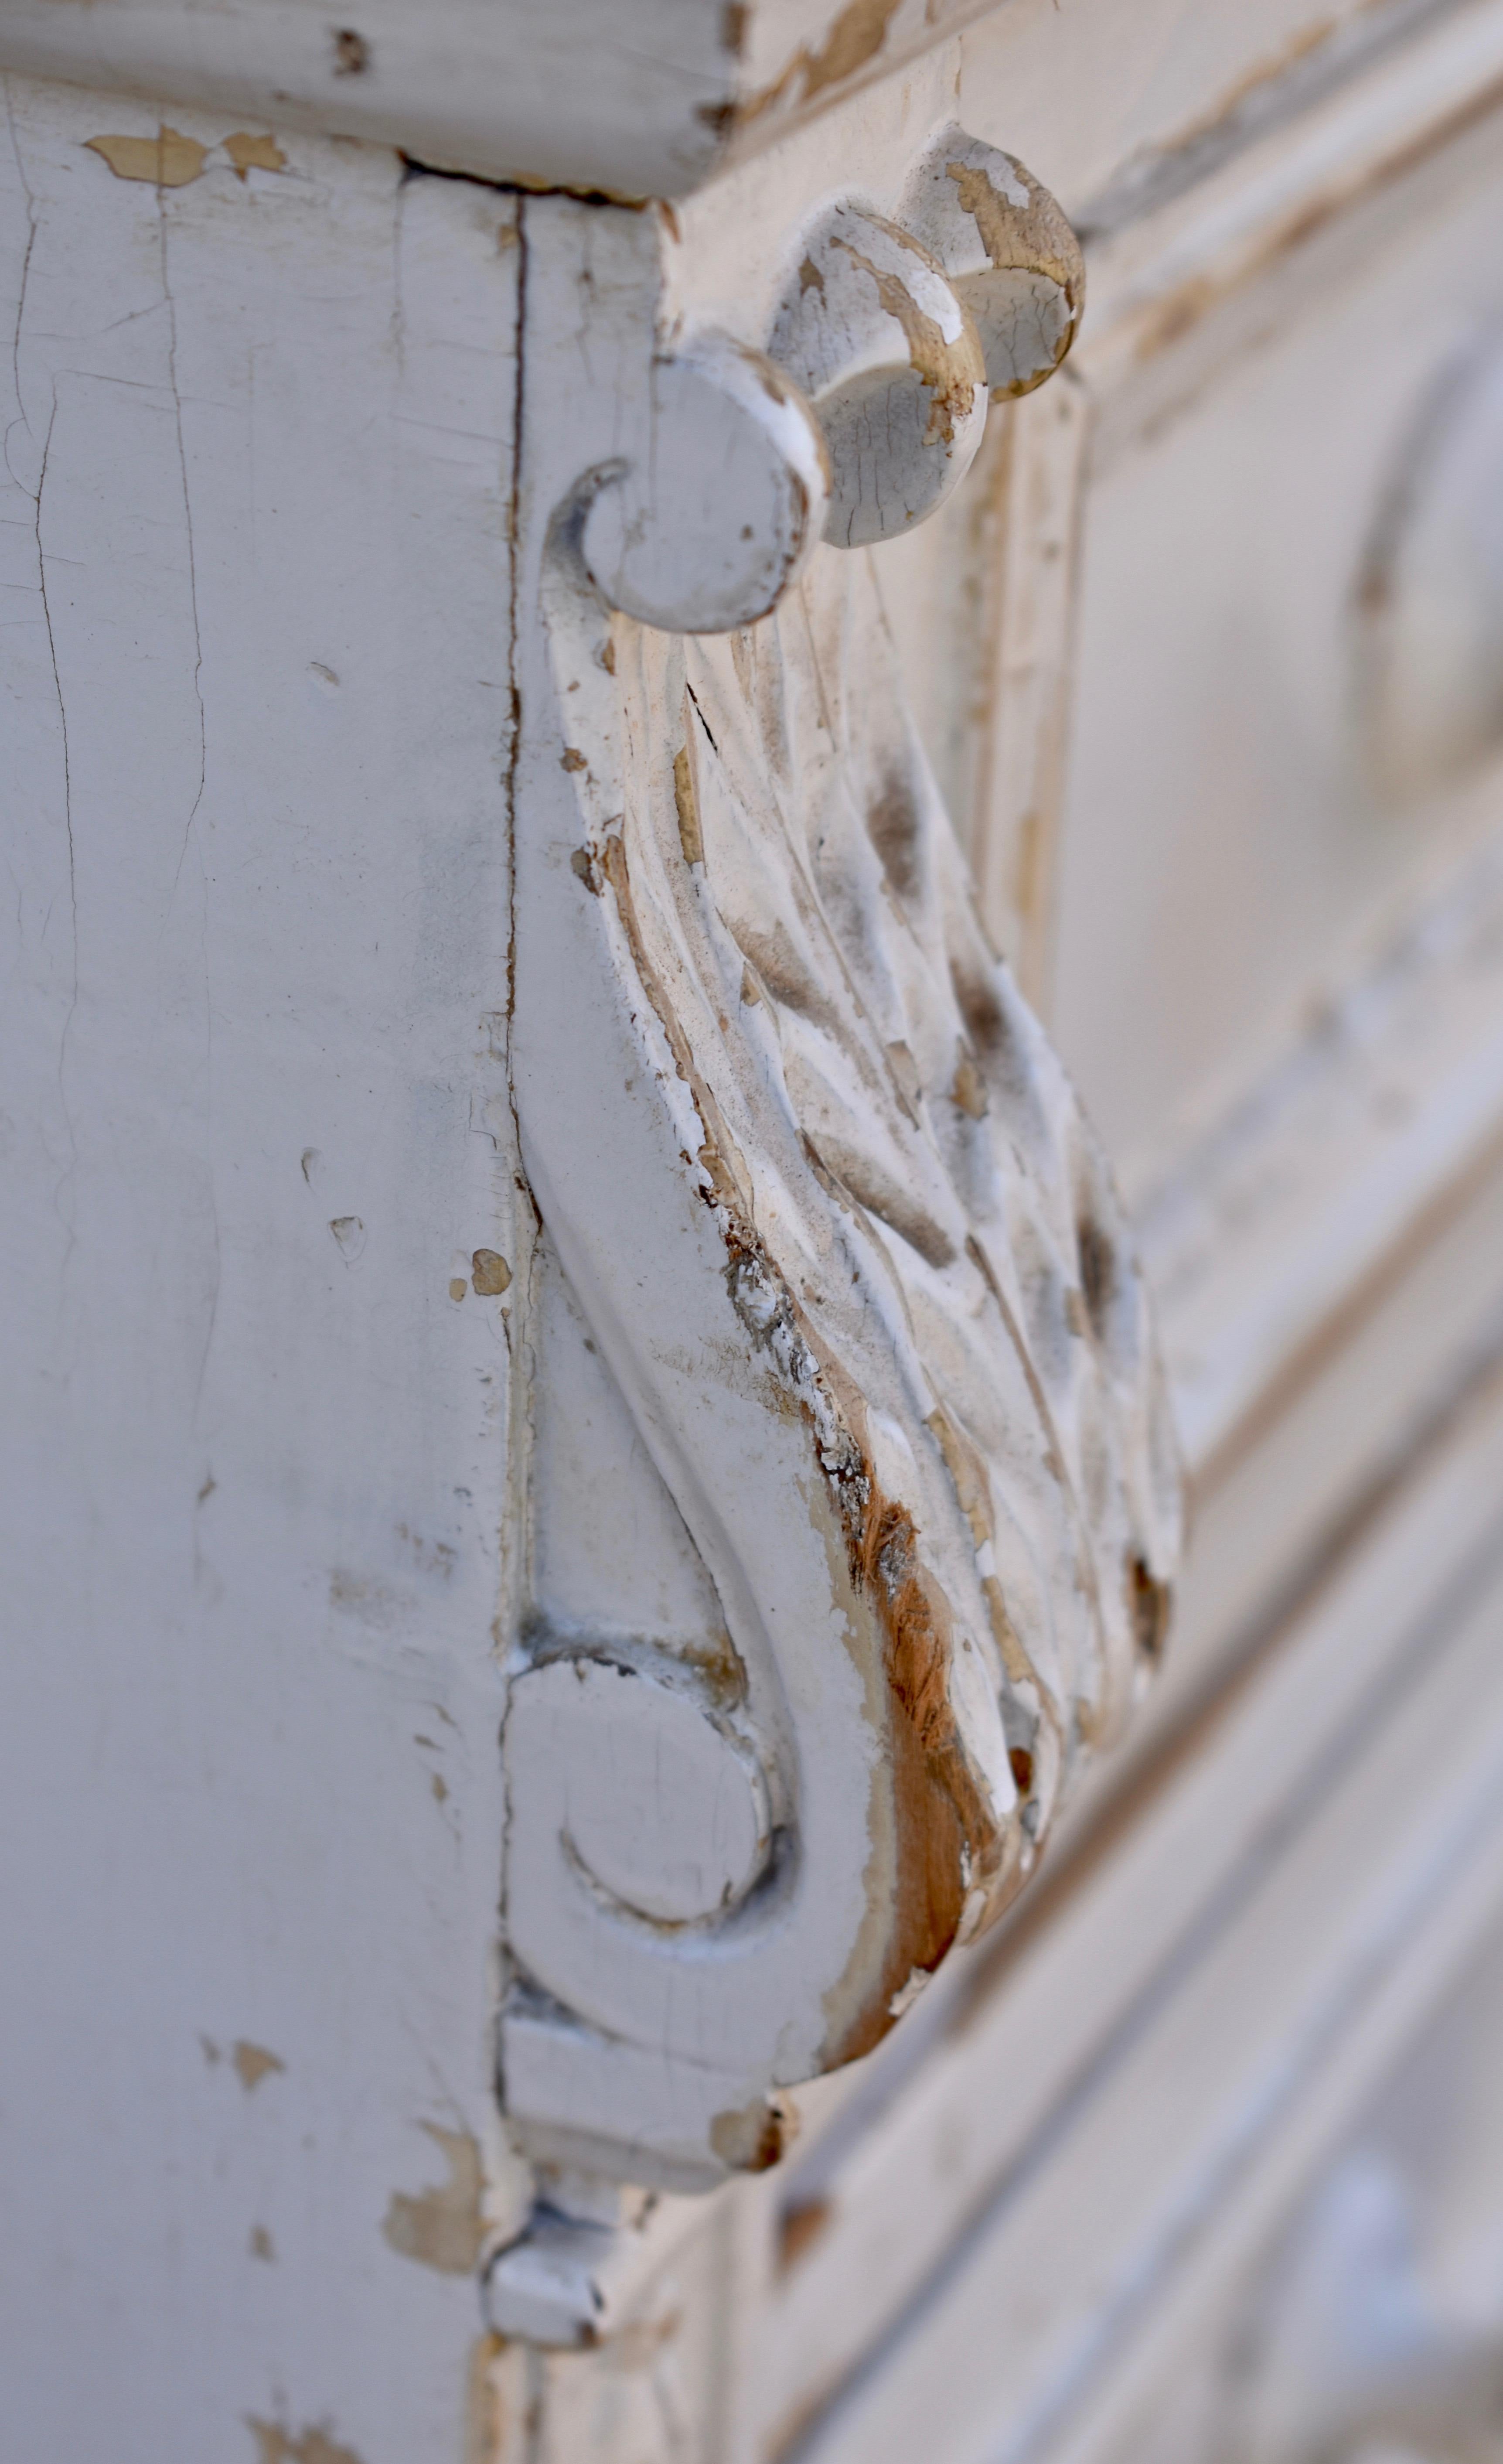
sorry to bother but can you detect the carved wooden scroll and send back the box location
[498,152,1179,2219]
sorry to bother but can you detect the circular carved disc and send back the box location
[582,334,829,635]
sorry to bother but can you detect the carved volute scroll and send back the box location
[903,129,1086,400]
[768,203,988,546]
[498,165,1179,2225]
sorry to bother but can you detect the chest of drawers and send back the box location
[5,6,1503,2459]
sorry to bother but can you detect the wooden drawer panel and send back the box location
[1056,7,1503,1174]
[765,1363,1503,2461]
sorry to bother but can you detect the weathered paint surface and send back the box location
[499,192,1179,2198]
[0,84,525,2463]
[769,202,988,546]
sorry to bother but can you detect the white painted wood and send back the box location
[1140,1135,1503,1779]
[1074,0,1503,417]
[14,2,1503,2457]
[768,203,987,545]
[0,83,526,2464]
[1138,830,1503,1485]
[775,1367,1503,2464]
[497,181,1177,2201]
[758,1350,1503,2453]
[902,132,1085,401]
[1053,43,1503,1171]
[958,369,1091,995]
[580,328,830,633]
[1234,2153,1503,2464]
[0,0,780,198]
[1032,1799,1503,2464]
[0,0,1407,204]
[508,1658,773,1927]
[1358,331,1503,801]
[485,10,1503,2444]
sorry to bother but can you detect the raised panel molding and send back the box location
[494,174,1180,2249]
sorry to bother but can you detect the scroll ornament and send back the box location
[494,126,1179,2269]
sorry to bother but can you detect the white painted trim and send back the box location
[768,1359,1503,2462]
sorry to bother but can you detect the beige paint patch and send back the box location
[232,2040,286,2092]
[673,742,703,867]
[224,132,287,180]
[86,127,208,186]
[382,2124,485,2274]
[248,2419,365,2464]
[470,1248,511,1296]
[745,0,904,119]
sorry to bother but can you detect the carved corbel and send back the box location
[493,141,1178,2291]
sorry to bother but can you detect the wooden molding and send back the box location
[0,0,1020,200]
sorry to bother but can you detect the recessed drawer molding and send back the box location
[1359,331,1503,803]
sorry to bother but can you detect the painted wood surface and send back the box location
[487,9,1503,2447]
[9,0,1503,2452]
[498,185,1177,2201]
[0,0,1429,198]
[0,89,527,2464]
[769,1357,1503,2464]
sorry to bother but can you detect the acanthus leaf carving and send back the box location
[497,185,1180,2213]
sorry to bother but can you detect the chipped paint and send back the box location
[500,196,1178,2188]
[381,2124,485,2273]
[471,1247,511,1294]
[85,126,208,186]
[743,0,906,123]
[944,157,1084,396]
[331,27,369,75]
[232,2040,285,2092]
[770,205,985,546]
[247,2419,365,2464]
[224,132,287,180]
[831,236,981,447]
[778,2194,832,2272]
